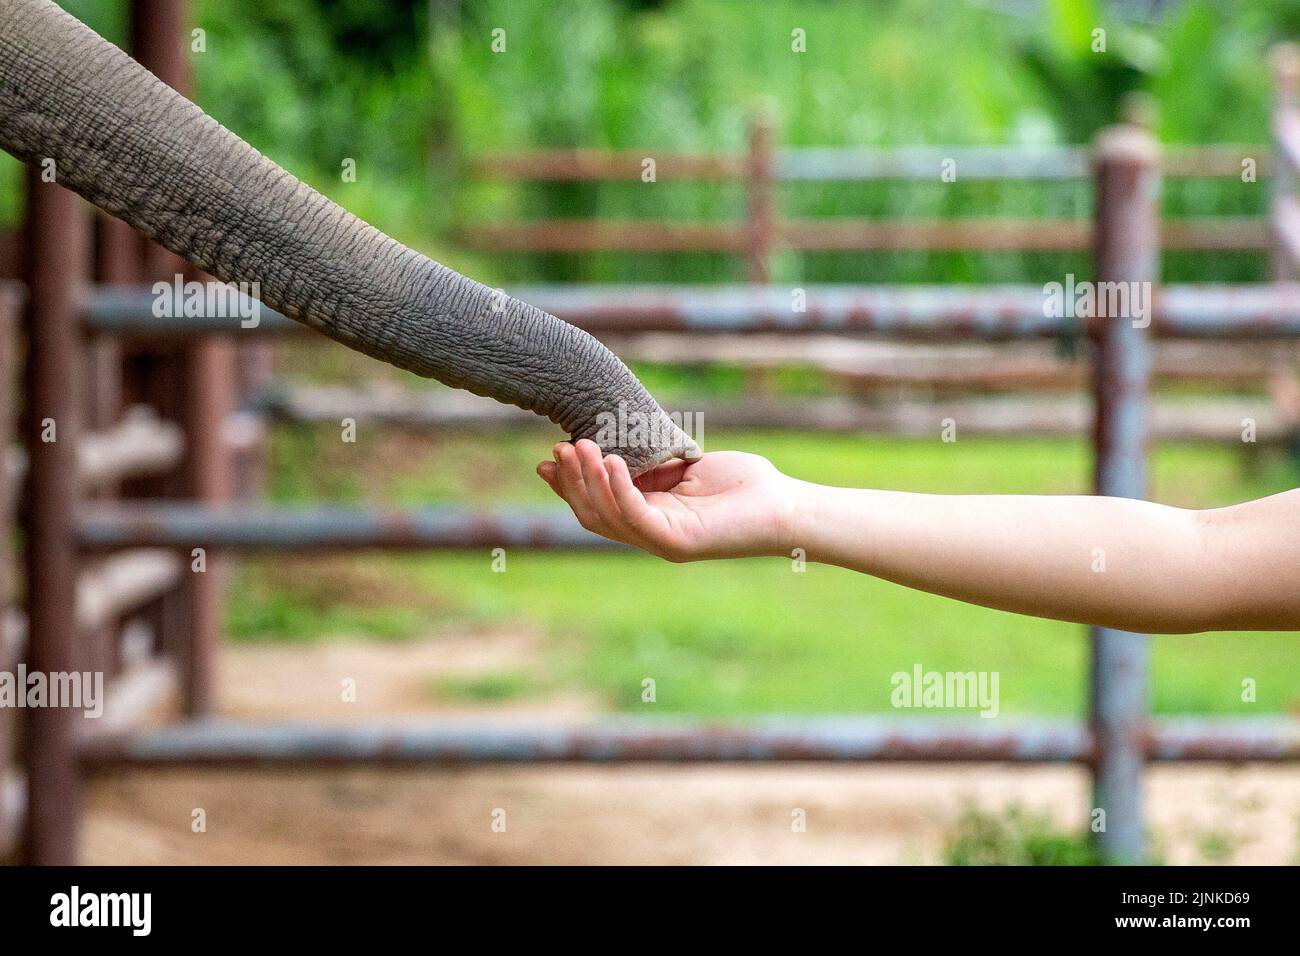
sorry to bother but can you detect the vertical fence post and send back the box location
[745,112,776,283]
[20,168,88,865]
[0,284,20,862]
[88,217,129,433]
[1089,122,1159,865]
[86,215,139,683]
[0,286,16,650]
[130,0,234,717]
[1270,44,1300,281]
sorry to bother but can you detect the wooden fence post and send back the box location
[129,0,234,717]
[1270,43,1300,280]
[0,284,20,862]
[20,168,88,865]
[1089,121,1159,865]
[86,214,140,683]
[745,112,776,283]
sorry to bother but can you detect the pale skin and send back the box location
[537,440,1300,634]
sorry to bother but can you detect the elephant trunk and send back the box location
[0,0,701,474]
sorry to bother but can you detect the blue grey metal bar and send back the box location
[1089,125,1159,865]
[84,284,298,335]
[779,145,1091,180]
[75,717,1300,769]
[83,283,1300,339]
[1147,718,1300,761]
[77,503,623,552]
[78,717,1093,766]
[780,145,1263,180]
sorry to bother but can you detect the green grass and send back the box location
[942,804,1105,866]
[434,672,539,704]
[226,426,1300,718]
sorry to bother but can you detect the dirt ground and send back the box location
[82,635,1300,865]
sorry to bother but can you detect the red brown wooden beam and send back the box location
[472,149,745,180]
[0,284,16,862]
[456,221,748,253]
[458,218,1270,253]
[1272,193,1300,273]
[781,218,1092,251]
[20,168,85,865]
[0,230,18,282]
[794,217,1268,252]
[1160,147,1271,178]
[129,0,234,721]
[0,771,21,861]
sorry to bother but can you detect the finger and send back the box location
[606,455,661,535]
[576,439,622,528]
[553,442,600,529]
[633,458,692,493]
[536,460,560,495]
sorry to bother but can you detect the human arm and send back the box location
[538,440,1300,634]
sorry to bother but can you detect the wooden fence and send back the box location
[1,3,1299,868]
[459,112,1273,280]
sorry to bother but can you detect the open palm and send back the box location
[538,440,795,561]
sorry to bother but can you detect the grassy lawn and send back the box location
[226,423,1300,718]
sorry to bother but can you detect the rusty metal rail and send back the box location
[78,503,620,552]
[83,283,1300,339]
[252,384,1298,445]
[75,717,1300,770]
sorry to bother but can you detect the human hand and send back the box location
[537,439,800,562]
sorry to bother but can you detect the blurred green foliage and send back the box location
[1,0,1293,285]
[942,803,1104,865]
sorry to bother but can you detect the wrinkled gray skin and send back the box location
[0,0,700,475]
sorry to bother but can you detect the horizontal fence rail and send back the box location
[457,218,1269,254]
[84,285,299,336]
[462,134,1271,268]
[251,385,1299,445]
[84,284,1300,339]
[78,504,621,552]
[76,717,1300,769]
[474,144,1268,182]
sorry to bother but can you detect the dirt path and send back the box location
[81,637,1300,865]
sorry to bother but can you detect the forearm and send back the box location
[784,483,1300,633]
